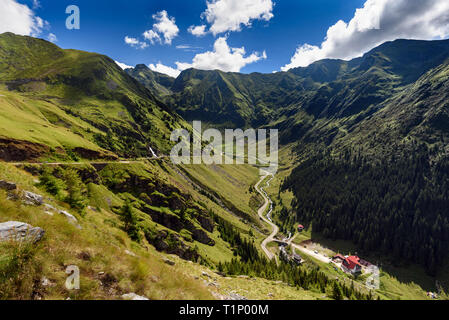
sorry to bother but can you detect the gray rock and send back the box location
[163,258,175,266]
[0,221,45,243]
[122,293,149,300]
[0,180,17,191]
[59,210,78,224]
[22,191,44,206]
[228,292,248,300]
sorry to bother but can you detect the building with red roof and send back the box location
[297,224,305,232]
[342,256,362,274]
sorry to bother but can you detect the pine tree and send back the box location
[120,200,141,242]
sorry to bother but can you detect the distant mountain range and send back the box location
[125,37,449,274]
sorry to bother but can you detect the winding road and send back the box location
[255,172,279,261]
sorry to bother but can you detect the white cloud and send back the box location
[282,0,449,70]
[143,10,179,45]
[149,63,181,78]
[47,33,57,43]
[202,0,274,35]
[124,36,148,49]
[148,38,266,76]
[115,61,133,70]
[188,25,207,37]
[175,37,266,72]
[0,0,48,36]
[143,30,161,44]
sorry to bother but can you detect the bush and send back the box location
[38,167,65,197]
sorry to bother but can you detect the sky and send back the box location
[1,0,449,77]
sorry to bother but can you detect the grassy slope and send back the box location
[0,33,186,159]
[0,161,332,300]
[0,86,102,151]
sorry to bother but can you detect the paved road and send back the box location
[291,243,331,264]
[255,173,279,261]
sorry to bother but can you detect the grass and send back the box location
[180,163,262,221]
[0,88,101,151]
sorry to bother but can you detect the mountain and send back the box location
[125,64,175,100]
[283,55,449,275]
[127,38,449,274]
[129,39,449,133]
[0,32,185,161]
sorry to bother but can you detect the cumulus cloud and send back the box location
[188,25,208,37]
[115,61,133,70]
[124,36,148,49]
[202,0,274,35]
[144,10,179,45]
[282,0,449,71]
[143,29,161,44]
[175,37,266,72]
[149,63,181,78]
[149,38,266,77]
[0,0,48,36]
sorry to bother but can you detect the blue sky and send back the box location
[4,0,449,77]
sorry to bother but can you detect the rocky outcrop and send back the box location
[147,230,199,262]
[191,227,215,246]
[72,147,118,161]
[0,221,45,243]
[143,206,183,232]
[0,180,17,191]
[22,191,44,206]
[0,138,49,162]
[195,214,215,233]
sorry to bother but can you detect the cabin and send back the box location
[297,224,305,232]
[342,256,362,274]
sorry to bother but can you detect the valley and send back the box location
[1,32,449,300]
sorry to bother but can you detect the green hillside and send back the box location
[0,32,185,161]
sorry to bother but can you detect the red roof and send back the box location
[333,254,345,260]
[298,224,304,229]
[343,256,361,270]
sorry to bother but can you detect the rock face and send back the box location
[148,230,199,262]
[0,221,45,243]
[0,138,49,161]
[0,180,17,191]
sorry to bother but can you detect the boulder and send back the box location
[121,293,149,301]
[0,180,17,191]
[0,221,45,243]
[22,191,44,206]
